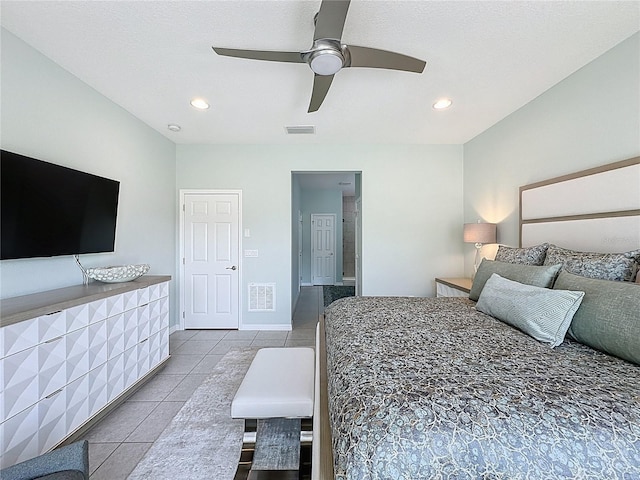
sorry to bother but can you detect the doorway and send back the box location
[180,190,241,329]
[291,172,361,301]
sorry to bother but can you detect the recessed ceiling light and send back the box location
[433,98,453,110]
[167,124,181,132]
[190,98,210,110]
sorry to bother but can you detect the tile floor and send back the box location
[82,286,324,479]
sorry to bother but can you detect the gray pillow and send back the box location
[494,243,549,265]
[469,259,562,301]
[476,274,584,347]
[554,270,640,365]
[544,244,640,282]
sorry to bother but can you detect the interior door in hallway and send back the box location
[183,192,240,329]
[311,213,335,285]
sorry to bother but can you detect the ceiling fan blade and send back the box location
[308,74,334,113]
[212,47,304,63]
[314,0,350,41]
[346,45,426,73]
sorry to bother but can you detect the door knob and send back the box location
[226,265,237,270]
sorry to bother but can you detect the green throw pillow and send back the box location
[554,270,640,365]
[476,274,584,347]
[469,259,562,301]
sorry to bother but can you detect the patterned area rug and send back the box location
[323,285,355,307]
[129,348,257,480]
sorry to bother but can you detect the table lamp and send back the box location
[464,221,497,274]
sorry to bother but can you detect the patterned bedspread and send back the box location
[323,296,640,479]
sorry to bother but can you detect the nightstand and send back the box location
[435,277,472,297]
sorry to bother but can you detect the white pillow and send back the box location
[476,273,584,347]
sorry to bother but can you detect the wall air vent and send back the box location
[248,283,276,311]
[285,125,315,135]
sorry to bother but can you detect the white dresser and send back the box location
[0,276,171,468]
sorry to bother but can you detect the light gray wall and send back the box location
[463,32,640,276]
[176,144,464,327]
[300,189,343,285]
[290,175,302,310]
[0,29,178,324]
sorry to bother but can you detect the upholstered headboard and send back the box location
[519,157,640,254]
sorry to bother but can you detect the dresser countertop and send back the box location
[1,275,171,328]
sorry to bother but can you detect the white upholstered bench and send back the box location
[231,347,315,419]
[231,347,315,476]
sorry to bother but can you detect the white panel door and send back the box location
[311,214,336,285]
[184,193,240,329]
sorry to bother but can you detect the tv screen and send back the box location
[1,150,120,260]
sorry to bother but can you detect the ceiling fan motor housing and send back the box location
[304,39,349,75]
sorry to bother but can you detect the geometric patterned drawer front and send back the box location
[149,305,161,337]
[149,331,162,369]
[137,287,150,307]
[159,281,169,299]
[107,353,125,402]
[66,296,110,332]
[149,283,162,302]
[105,294,125,318]
[1,317,39,358]
[122,290,139,312]
[123,346,138,390]
[88,321,108,371]
[37,336,67,399]
[137,338,151,378]
[38,311,66,344]
[138,304,151,343]
[66,374,89,433]
[123,310,139,352]
[158,296,170,314]
[65,302,91,334]
[160,309,170,332]
[38,385,67,453]
[160,327,170,360]
[88,363,108,418]
[66,327,90,384]
[0,403,39,469]
[3,346,39,421]
[107,314,125,360]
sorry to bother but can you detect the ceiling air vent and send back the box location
[285,125,315,135]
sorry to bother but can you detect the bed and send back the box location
[313,157,640,479]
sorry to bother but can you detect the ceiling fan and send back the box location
[212,0,426,112]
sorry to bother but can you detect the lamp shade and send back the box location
[463,222,497,244]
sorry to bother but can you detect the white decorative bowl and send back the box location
[85,264,150,283]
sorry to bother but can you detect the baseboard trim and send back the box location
[239,323,292,331]
[301,282,313,287]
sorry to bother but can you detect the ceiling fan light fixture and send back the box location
[309,50,344,75]
[190,98,210,110]
[433,98,453,110]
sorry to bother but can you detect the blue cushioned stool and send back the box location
[0,441,89,480]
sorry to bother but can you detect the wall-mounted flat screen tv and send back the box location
[1,150,120,260]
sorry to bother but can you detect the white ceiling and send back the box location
[1,1,638,146]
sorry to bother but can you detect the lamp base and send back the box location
[472,243,484,279]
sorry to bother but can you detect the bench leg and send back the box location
[234,418,313,480]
